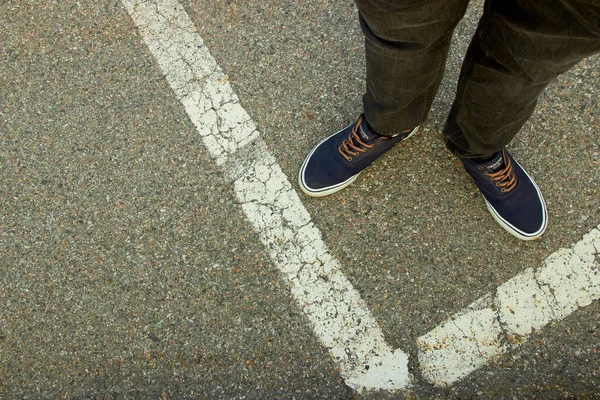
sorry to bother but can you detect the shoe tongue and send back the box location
[482,152,505,172]
[357,121,380,143]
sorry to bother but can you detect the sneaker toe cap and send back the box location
[487,180,547,239]
[299,138,357,193]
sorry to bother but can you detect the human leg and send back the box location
[357,0,470,135]
[444,0,600,159]
[299,0,469,197]
[444,0,600,239]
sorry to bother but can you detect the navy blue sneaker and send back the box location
[299,115,418,197]
[461,149,547,240]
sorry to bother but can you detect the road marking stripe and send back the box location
[418,225,600,387]
[121,0,410,391]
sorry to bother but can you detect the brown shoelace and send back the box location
[484,152,517,193]
[338,116,387,161]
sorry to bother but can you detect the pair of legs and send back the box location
[299,0,600,240]
[359,0,600,158]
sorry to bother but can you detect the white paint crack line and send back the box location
[121,0,411,392]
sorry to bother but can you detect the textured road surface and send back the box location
[1,1,599,398]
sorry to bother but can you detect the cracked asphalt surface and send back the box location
[1,0,599,398]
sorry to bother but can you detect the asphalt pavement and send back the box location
[1,1,599,399]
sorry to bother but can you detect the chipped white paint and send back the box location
[121,0,411,391]
[123,0,258,166]
[417,295,507,386]
[418,225,600,387]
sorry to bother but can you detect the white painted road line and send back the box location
[121,0,411,391]
[418,225,600,387]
